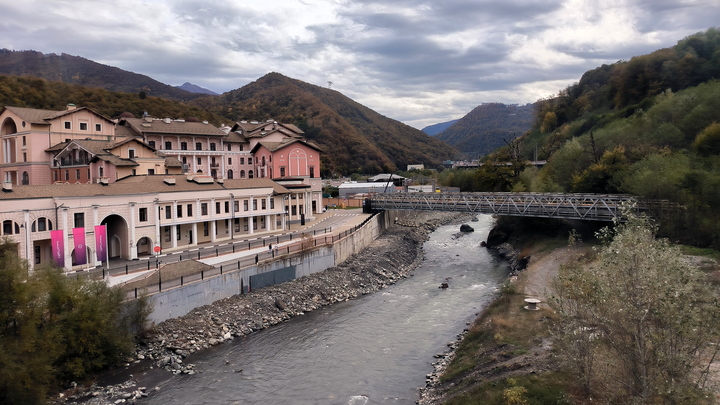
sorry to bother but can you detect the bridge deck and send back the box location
[370,192,640,221]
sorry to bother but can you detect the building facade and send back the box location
[0,175,291,272]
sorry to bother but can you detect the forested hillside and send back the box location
[191,72,460,176]
[0,49,200,101]
[440,28,720,247]
[0,75,224,124]
[435,103,535,159]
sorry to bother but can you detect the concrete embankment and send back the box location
[59,211,473,404]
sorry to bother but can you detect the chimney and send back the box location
[2,182,12,192]
[66,103,77,111]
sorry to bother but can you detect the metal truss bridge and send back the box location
[369,192,644,221]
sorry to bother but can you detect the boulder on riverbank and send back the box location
[57,211,473,405]
[459,224,474,232]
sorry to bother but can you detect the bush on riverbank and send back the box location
[0,238,149,405]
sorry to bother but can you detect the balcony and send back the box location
[54,158,91,167]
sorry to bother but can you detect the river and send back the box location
[142,215,508,405]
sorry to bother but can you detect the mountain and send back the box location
[435,103,535,159]
[176,82,219,95]
[0,74,226,125]
[190,72,461,175]
[0,49,201,101]
[422,120,458,136]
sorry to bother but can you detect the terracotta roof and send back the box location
[0,175,291,200]
[121,117,227,137]
[2,106,115,125]
[251,138,324,153]
[3,106,65,124]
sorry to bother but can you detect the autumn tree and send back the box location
[551,212,720,404]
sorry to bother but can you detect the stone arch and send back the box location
[289,148,308,176]
[71,245,93,266]
[100,214,129,259]
[31,217,53,232]
[0,117,17,135]
[136,236,152,256]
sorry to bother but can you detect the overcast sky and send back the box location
[0,0,717,129]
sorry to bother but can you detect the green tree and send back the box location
[0,238,149,404]
[693,122,720,156]
[551,212,720,404]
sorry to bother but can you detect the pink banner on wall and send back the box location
[94,225,107,262]
[73,227,87,265]
[50,229,64,268]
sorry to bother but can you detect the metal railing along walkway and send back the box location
[370,192,642,221]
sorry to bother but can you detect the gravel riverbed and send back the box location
[55,212,475,404]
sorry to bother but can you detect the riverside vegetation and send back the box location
[0,238,150,405]
[422,212,720,405]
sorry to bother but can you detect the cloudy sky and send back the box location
[0,0,717,129]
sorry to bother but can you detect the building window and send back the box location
[197,157,202,165]
[234,218,240,232]
[128,149,135,158]
[196,142,202,151]
[22,136,26,146]
[99,167,104,177]
[310,166,315,178]
[2,220,16,235]
[210,143,216,151]
[80,122,88,131]
[227,170,233,179]
[253,199,257,210]
[249,170,254,179]
[240,145,244,151]
[54,171,58,182]
[224,219,229,234]
[165,141,172,150]
[203,221,209,236]
[280,167,285,177]
[201,203,208,215]
[35,218,47,232]
[244,200,248,211]
[87,168,90,179]
[95,123,102,131]
[64,121,71,130]
[165,206,171,219]
[177,205,183,218]
[74,213,84,228]
[240,157,244,165]
[139,207,148,222]
[261,199,266,210]
[75,169,80,180]
[35,245,41,264]
[182,156,187,164]
[227,144,232,151]
[215,202,220,214]
[65,170,69,181]
[228,157,232,165]
[224,201,229,213]
[234,201,239,212]
[181,142,187,150]
[270,198,275,209]
[149,140,155,148]
[21,171,29,185]
[187,204,193,217]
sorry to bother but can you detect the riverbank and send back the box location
[55,211,474,404]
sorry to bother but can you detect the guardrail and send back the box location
[69,212,381,300]
[370,192,641,221]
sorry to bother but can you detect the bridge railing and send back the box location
[370,192,642,221]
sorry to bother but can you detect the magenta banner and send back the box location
[50,229,64,268]
[73,227,87,265]
[94,225,107,262]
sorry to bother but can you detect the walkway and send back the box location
[104,209,369,287]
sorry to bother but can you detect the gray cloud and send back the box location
[0,0,717,128]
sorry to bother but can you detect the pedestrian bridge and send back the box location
[369,192,644,221]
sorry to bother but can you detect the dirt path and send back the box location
[521,246,577,306]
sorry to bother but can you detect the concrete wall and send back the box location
[145,210,416,324]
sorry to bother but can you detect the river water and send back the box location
[143,215,508,405]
